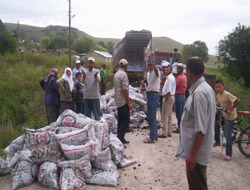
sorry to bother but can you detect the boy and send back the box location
[73,72,85,114]
[215,79,240,161]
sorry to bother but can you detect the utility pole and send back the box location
[68,0,72,68]
[17,21,19,53]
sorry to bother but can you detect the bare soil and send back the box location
[1,110,250,190]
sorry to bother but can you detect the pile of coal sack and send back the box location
[0,109,137,190]
[100,85,149,133]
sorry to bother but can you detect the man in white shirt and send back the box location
[82,57,101,120]
[159,62,176,138]
[143,59,161,143]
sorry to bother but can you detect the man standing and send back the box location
[100,64,107,95]
[214,79,240,160]
[114,59,133,144]
[72,60,82,82]
[176,57,216,190]
[173,63,187,133]
[159,61,168,119]
[159,63,175,138]
[82,57,101,120]
[144,59,160,143]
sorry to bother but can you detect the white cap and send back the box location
[75,60,81,64]
[161,60,170,67]
[119,59,128,66]
[177,63,185,69]
[88,57,95,63]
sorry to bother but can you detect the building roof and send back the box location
[94,50,112,58]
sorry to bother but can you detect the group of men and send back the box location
[72,56,240,190]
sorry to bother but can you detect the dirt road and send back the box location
[0,112,250,190]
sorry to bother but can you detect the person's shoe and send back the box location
[213,142,221,147]
[123,140,130,144]
[167,134,172,137]
[173,129,180,133]
[158,135,167,138]
[143,138,155,143]
[224,156,232,161]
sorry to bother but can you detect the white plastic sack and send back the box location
[55,126,79,134]
[102,114,117,134]
[86,169,120,187]
[0,157,11,176]
[30,144,66,164]
[100,95,107,111]
[109,133,124,164]
[118,155,137,168]
[58,154,92,179]
[93,120,110,151]
[11,159,38,190]
[56,109,93,129]
[38,162,59,189]
[60,140,99,160]
[92,147,117,171]
[4,135,25,163]
[59,167,86,190]
[55,123,96,145]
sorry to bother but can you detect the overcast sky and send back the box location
[1,0,250,54]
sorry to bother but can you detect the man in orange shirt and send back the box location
[173,63,187,133]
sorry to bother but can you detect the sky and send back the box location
[1,0,250,55]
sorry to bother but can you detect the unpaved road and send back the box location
[0,111,250,190]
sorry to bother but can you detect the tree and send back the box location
[73,35,96,53]
[95,45,108,52]
[107,41,114,54]
[98,41,107,48]
[0,20,16,54]
[50,30,68,50]
[41,36,51,49]
[218,24,250,87]
[182,40,209,64]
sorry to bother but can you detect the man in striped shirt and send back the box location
[114,59,133,144]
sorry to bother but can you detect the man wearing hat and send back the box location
[114,59,133,144]
[173,63,187,133]
[72,60,82,82]
[82,57,101,120]
[144,59,161,143]
[159,62,176,138]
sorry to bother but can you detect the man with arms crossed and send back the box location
[176,57,216,190]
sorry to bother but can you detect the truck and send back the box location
[112,30,152,86]
[146,51,172,71]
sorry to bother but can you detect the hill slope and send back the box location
[5,23,217,63]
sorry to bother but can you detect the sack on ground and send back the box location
[109,133,124,164]
[11,159,38,190]
[60,140,99,160]
[56,109,93,129]
[55,126,79,134]
[86,169,120,187]
[59,167,86,190]
[93,120,110,151]
[58,154,92,179]
[0,157,11,176]
[118,155,137,168]
[92,147,117,170]
[38,162,59,189]
[102,114,117,134]
[30,144,66,164]
[55,123,96,145]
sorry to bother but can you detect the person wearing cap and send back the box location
[159,61,169,122]
[176,57,216,190]
[143,58,161,143]
[171,57,180,74]
[173,63,187,134]
[72,60,82,82]
[158,62,176,138]
[114,59,133,144]
[82,57,101,120]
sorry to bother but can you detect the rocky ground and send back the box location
[1,111,250,190]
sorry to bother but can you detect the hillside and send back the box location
[5,22,217,63]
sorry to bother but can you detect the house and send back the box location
[88,50,113,63]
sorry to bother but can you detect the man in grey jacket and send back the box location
[82,57,101,120]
